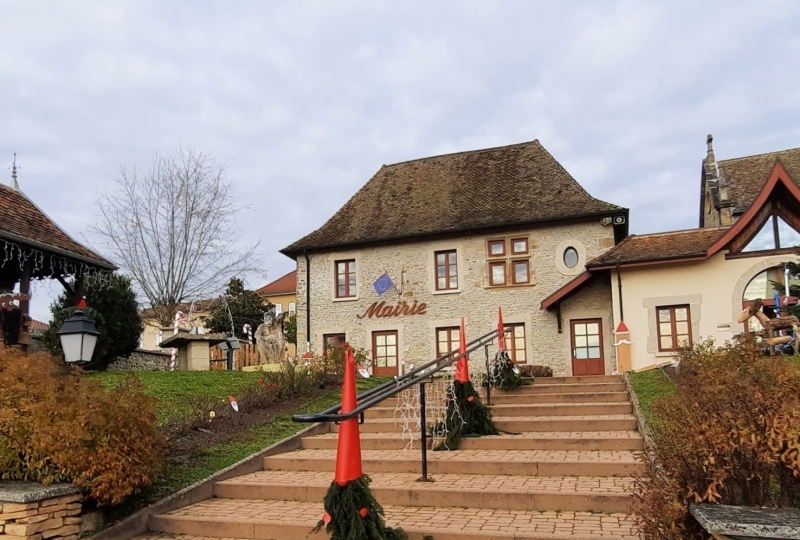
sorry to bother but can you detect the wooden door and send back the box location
[372,330,399,377]
[570,319,605,376]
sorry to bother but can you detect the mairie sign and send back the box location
[356,300,427,319]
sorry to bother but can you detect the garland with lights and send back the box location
[434,318,498,450]
[0,239,112,291]
[489,350,525,390]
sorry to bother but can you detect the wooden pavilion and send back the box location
[0,161,116,352]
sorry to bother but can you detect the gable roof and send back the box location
[0,184,115,270]
[706,161,800,257]
[282,141,626,255]
[587,227,729,269]
[255,270,297,296]
[719,147,800,215]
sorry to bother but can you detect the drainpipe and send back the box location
[616,264,624,322]
[303,252,311,354]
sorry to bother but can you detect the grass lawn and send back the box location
[103,375,391,525]
[90,371,264,426]
[787,355,800,366]
[628,369,675,424]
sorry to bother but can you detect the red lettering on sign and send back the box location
[356,300,429,319]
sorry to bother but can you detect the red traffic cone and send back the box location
[334,346,363,486]
[497,307,507,352]
[454,317,470,383]
[77,298,87,309]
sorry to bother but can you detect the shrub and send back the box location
[635,339,800,540]
[42,273,142,370]
[0,349,164,506]
[518,365,553,377]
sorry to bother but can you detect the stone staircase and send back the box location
[136,375,643,539]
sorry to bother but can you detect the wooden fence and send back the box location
[210,340,260,370]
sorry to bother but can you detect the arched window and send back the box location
[741,266,799,332]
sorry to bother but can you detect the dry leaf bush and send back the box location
[0,349,164,506]
[635,339,800,539]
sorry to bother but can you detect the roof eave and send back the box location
[587,254,709,271]
[281,207,629,257]
[0,231,117,271]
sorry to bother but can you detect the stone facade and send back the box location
[297,220,618,376]
[0,486,82,540]
[107,349,172,371]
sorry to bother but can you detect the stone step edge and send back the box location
[305,431,644,439]
[348,414,637,423]
[367,402,633,412]
[148,514,634,540]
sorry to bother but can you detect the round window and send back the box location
[563,247,579,269]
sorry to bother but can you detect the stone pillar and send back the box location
[186,341,211,371]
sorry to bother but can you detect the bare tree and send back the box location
[92,146,262,326]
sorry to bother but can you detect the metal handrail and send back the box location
[291,327,509,424]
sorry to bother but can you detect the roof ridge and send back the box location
[383,140,541,168]
[719,146,800,163]
[623,226,729,239]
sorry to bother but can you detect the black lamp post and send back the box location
[56,309,100,363]
[218,337,241,370]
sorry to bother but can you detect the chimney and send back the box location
[9,153,19,191]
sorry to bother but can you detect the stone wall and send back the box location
[297,220,618,376]
[0,485,82,540]
[107,349,171,371]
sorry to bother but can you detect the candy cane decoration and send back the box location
[243,323,253,344]
[168,310,186,371]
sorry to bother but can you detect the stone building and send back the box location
[546,137,800,371]
[281,141,628,376]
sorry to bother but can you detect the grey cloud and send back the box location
[1,0,799,320]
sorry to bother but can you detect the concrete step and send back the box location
[302,431,644,451]
[493,414,638,433]
[334,413,638,434]
[263,448,644,477]
[490,402,633,416]
[496,382,627,394]
[214,470,634,513]
[531,375,624,385]
[366,402,632,419]
[148,498,640,539]
[486,391,630,405]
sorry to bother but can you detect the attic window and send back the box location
[742,215,800,253]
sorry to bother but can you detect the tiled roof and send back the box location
[0,184,114,269]
[28,319,49,336]
[139,298,220,320]
[587,227,729,268]
[720,147,800,214]
[282,141,625,254]
[255,270,296,296]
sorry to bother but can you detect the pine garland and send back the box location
[435,379,498,450]
[315,475,407,540]
[489,351,526,390]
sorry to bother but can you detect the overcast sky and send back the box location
[2,0,799,321]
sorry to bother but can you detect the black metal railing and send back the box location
[292,327,509,481]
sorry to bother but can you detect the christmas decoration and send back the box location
[168,311,186,371]
[488,308,526,390]
[436,318,498,450]
[315,346,407,540]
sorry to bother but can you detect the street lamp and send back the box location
[218,337,241,370]
[57,309,100,363]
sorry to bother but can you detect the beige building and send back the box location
[139,300,216,351]
[546,138,800,370]
[255,270,298,358]
[281,141,628,376]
